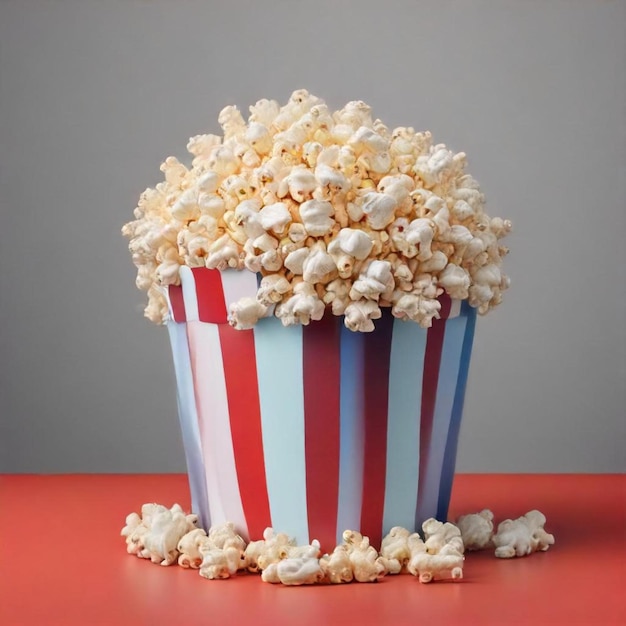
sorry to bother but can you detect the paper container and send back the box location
[165,267,476,551]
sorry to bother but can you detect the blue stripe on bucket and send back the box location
[437,303,477,520]
[254,318,309,544]
[382,319,427,535]
[416,313,468,522]
[336,326,365,544]
[166,321,211,531]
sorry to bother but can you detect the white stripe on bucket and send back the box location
[448,298,462,320]
[254,319,309,544]
[186,321,248,537]
[180,266,199,321]
[383,319,427,535]
[162,286,174,321]
[220,268,259,314]
[416,314,468,522]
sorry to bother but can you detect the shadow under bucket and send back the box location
[165,267,476,552]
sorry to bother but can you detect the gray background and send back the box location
[1,0,624,473]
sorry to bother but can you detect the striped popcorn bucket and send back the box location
[165,267,476,552]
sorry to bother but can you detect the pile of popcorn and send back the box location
[123,90,511,331]
[122,505,554,586]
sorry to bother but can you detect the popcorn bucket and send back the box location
[165,267,476,552]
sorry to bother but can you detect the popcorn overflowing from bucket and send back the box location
[122,90,511,330]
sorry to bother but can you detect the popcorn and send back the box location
[121,503,198,566]
[492,510,555,559]
[319,545,354,583]
[299,199,335,236]
[422,518,464,555]
[253,527,296,571]
[258,202,292,235]
[405,519,465,583]
[350,260,395,302]
[260,539,323,585]
[379,526,418,574]
[455,509,495,551]
[199,546,242,580]
[195,522,248,578]
[344,299,382,333]
[262,557,325,585]
[275,281,325,326]
[407,544,465,583]
[301,243,337,284]
[177,528,209,568]
[341,529,387,582]
[123,90,511,329]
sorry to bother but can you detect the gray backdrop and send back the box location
[1,0,624,473]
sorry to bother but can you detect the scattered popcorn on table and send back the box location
[455,509,495,551]
[122,90,511,329]
[122,507,555,584]
[492,510,555,559]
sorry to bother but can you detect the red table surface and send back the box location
[0,474,624,626]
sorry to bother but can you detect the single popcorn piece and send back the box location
[343,299,382,333]
[407,543,465,584]
[379,526,420,574]
[492,510,555,559]
[177,528,209,568]
[422,518,464,555]
[341,529,388,582]
[205,522,247,552]
[299,198,335,236]
[195,522,248,579]
[123,90,511,329]
[275,281,325,326]
[199,546,242,580]
[228,297,269,330]
[350,260,395,302]
[242,538,267,573]
[319,545,354,584]
[121,512,147,556]
[262,557,325,586]
[455,509,495,551]
[249,531,325,586]
[252,527,296,571]
[285,539,321,560]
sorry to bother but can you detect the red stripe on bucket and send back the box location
[360,312,394,548]
[302,314,341,553]
[416,296,451,516]
[438,293,452,320]
[168,285,187,322]
[192,268,228,324]
[218,324,272,541]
